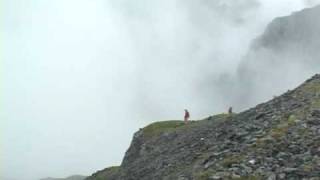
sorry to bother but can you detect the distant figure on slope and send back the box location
[184,109,190,124]
[228,107,233,114]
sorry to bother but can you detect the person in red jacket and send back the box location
[184,109,190,124]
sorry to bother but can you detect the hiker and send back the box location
[228,107,233,114]
[184,109,190,124]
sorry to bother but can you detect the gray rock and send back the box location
[267,173,276,180]
[283,168,298,173]
[278,173,286,179]
[86,74,320,180]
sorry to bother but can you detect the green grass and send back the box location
[301,82,320,94]
[213,113,232,118]
[107,166,120,172]
[268,114,297,139]
[142,113,233,138]
[252,114,297,148]
[212,113,236,119]
[287,115,297,124]
[221,155,244,168]
[311,99,320,108]
[301,163,314,172]
[270,126,289,139]
[194,170,215,180]
[88,166,120,180]
[300,82,320,106]
[142,120,186,137]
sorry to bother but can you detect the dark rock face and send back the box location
[87,74,320,179]
[251,5,320,54]
[242,4,320,72]
[224,5,320,110]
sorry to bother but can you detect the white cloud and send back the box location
[2,1,318,179]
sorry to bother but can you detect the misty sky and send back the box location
[2,0,320,180]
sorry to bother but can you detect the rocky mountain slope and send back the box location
[220,5,320,110]
[239,4,320,75]
[84,5,320,180]
[40,175,87,180]
[251,5,320,55]
[86,74,320,179]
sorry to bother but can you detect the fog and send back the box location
[2,0,320,180]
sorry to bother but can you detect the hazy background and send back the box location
[2,0,320,179]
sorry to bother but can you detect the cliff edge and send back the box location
[87,74,320,179]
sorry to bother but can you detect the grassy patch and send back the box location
[253,136,273,148]
[270,114,297,139]
[301,163,314,172]
[194,170,215,180]
[213,113,233,118]
[270,126,289,139]
[221,155,244,168]
[206,113,236,122]
[142,120,186,137]
[311,99,320,108]
[287,115,297,125]
[107,166,120,172]
[88,166,120,180]
[253,114,297,148]
[301,82,320,94]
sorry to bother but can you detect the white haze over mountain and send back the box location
[230,4,320,110]
[2,0,320,180]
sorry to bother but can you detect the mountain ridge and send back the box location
[86,74,320,179]
[217,4,320,112]
[84,5,320,180]
[251,4,320,52]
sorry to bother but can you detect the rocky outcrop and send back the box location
[218,4,320,110]
[251,5,320,54]
[87,74,320,179]
[239,4,320,75]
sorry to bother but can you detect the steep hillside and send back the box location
[251,5,320,55]
[87,74,320,179]
[220,5,320,110]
